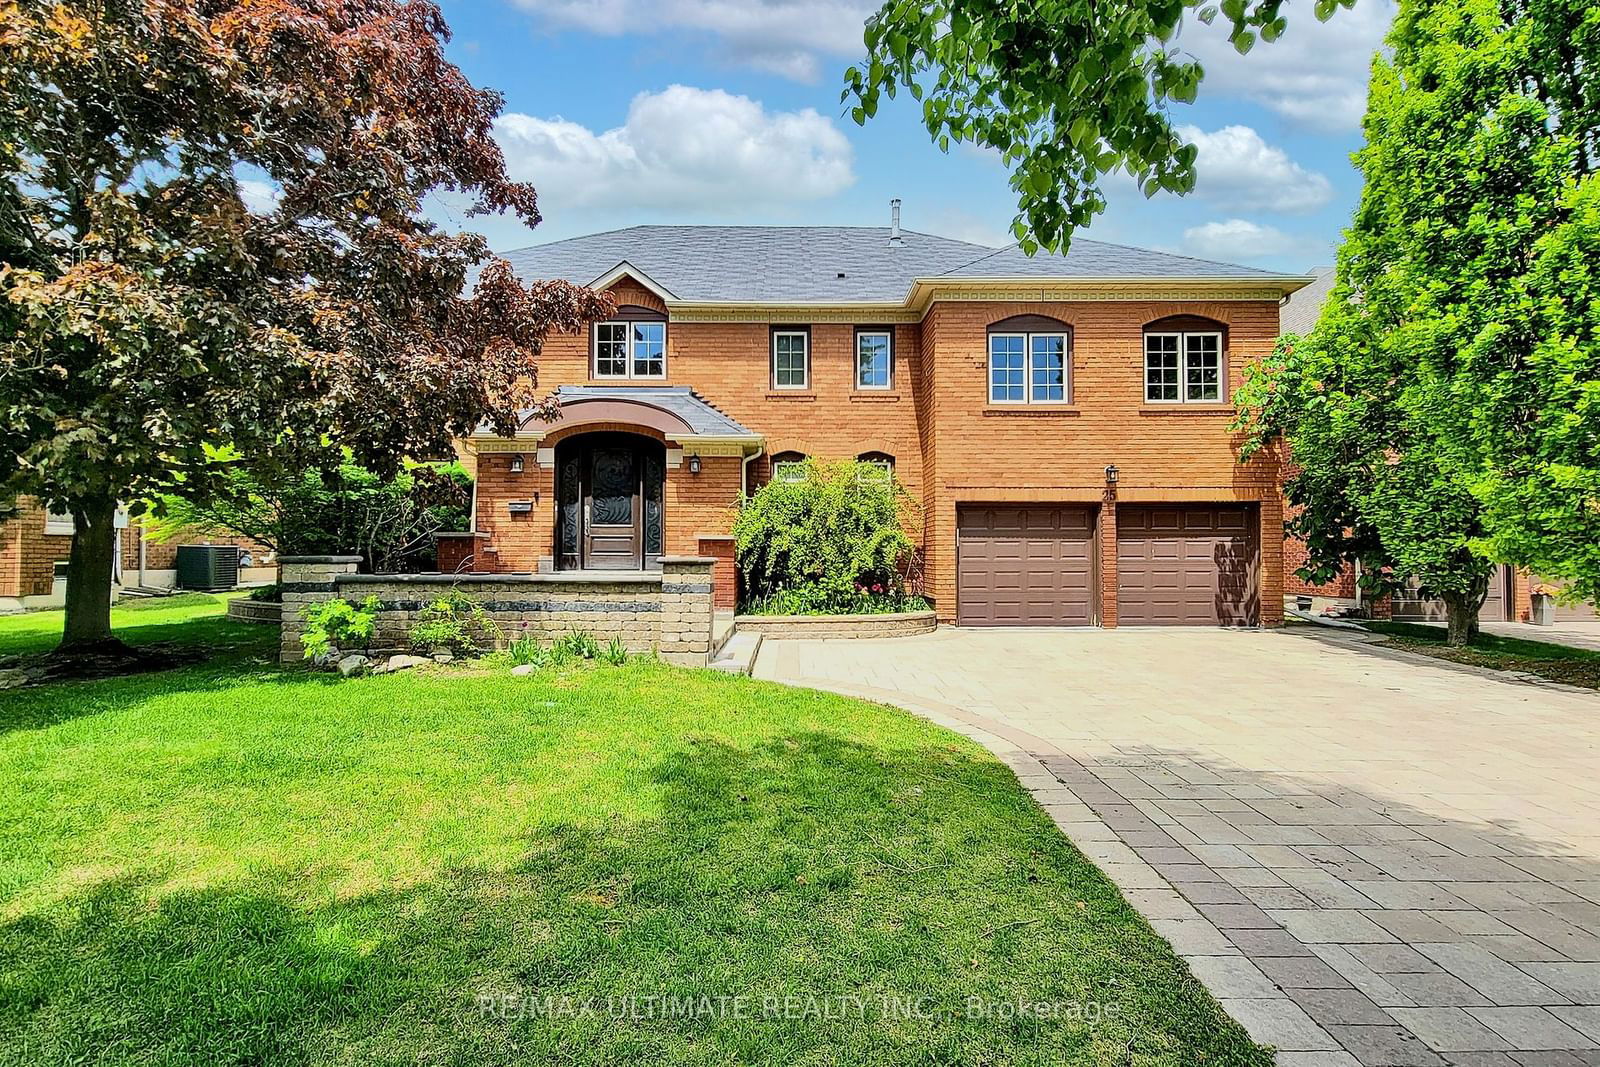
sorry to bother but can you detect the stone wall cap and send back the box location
[280,555,363,564]
[735,610,938,624]
[435,531,491,539]
[337,570,663,585]
[657,555,719,566]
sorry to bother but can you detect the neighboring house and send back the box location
[460,215,1312,627]
[0,498,272,612]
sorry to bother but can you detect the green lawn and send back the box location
[1363,620,1600,689]
[0,599,1267,1066]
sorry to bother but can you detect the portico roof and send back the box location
[472,385,760,451]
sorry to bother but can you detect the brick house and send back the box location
[459,219,1314,627]
[0,498,271,612]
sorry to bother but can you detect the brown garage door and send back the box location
[1117,505,1258,626]
[956,506,1096,626]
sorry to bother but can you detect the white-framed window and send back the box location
[593,319,666,379]
[855,330,892,389]
[856,451,894,485]
[44,508,74,535]
[771,451,809,483]
[772,330,809,389]
[988,331,1069,404]
[1145,330,1224,403]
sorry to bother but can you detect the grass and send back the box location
[1362,620,1600,689]
[0,599,1268,1066]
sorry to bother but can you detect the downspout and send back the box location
[137,527,147,589]
[741,444,764,498]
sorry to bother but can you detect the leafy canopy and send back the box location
[0,0,609,643]
[844,0,1357,251]
[1237,0,1600,634]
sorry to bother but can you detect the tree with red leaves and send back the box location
[0,0,607,653]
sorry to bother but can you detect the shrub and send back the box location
[734,459,919,610]
[245,583,280,602]
[407,591,499,657]
[146,451,472,573]
[301,595,381,659]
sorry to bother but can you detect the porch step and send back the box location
[709,630,762,675]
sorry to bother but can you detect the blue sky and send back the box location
[431,0,1397,272]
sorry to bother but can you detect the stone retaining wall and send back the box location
[226,598,282,624]
[279,555,715,667]
[732,611,937,639]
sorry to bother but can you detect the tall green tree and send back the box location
[1236,0,1600,642]
[844,0,1357,251]
[0,0,608,653]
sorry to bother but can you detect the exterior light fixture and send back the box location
[509,454,525,474]
[1104,464,1120,485]
[688,453,702,475]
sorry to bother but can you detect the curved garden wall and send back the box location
[732,611,936,639]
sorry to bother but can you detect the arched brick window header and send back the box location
[987,313,1071,334]
[1144,313,1226,335]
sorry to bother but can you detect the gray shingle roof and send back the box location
[554,385,756,437]
[1280,265,1335,335]
[498,225,1293,304]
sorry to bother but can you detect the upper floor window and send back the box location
[770,451,809,483]
[772,329,810,389]
[855,329,892,389]
[1145,327,1223,403]
[43,508,74,535]
[987,316,1071,404]
[593,311,667,379]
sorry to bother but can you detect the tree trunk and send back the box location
[58,496,123,654]
[1440,574,1488,649]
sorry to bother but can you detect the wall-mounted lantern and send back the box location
[688,453,702,475]
[509,454,525,474]
[1104,464,1120,485]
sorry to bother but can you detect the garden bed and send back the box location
[733,610,936,639]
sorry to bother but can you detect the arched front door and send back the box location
[556,433,664,570]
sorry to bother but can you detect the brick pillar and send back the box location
[696,536,737,611]
[278,555,361,663]
[1098,494,1118,628]
[1258,495,1285,627]
[658,556,715,666]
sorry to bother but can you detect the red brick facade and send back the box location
[0,499,271,601]
[469,274,1292,626]
[0,500,73,599]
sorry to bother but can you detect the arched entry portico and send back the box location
[554,432,665,571]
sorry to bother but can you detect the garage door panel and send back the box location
[958,505,1096,626]
[1117,505,1258,626]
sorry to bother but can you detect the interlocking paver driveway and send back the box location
[755,626,1600,1066]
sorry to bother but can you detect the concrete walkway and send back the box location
[755,627,1600,1066]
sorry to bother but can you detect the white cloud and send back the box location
[1177,124,1333,213]
[1183,218,1303,259]
[1175,1,1395,131]
[493,86,855,215]
[510,0,873,82]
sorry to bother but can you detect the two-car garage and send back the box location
[956,503,1260,627]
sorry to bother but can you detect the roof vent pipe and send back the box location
[889,198,902,245]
